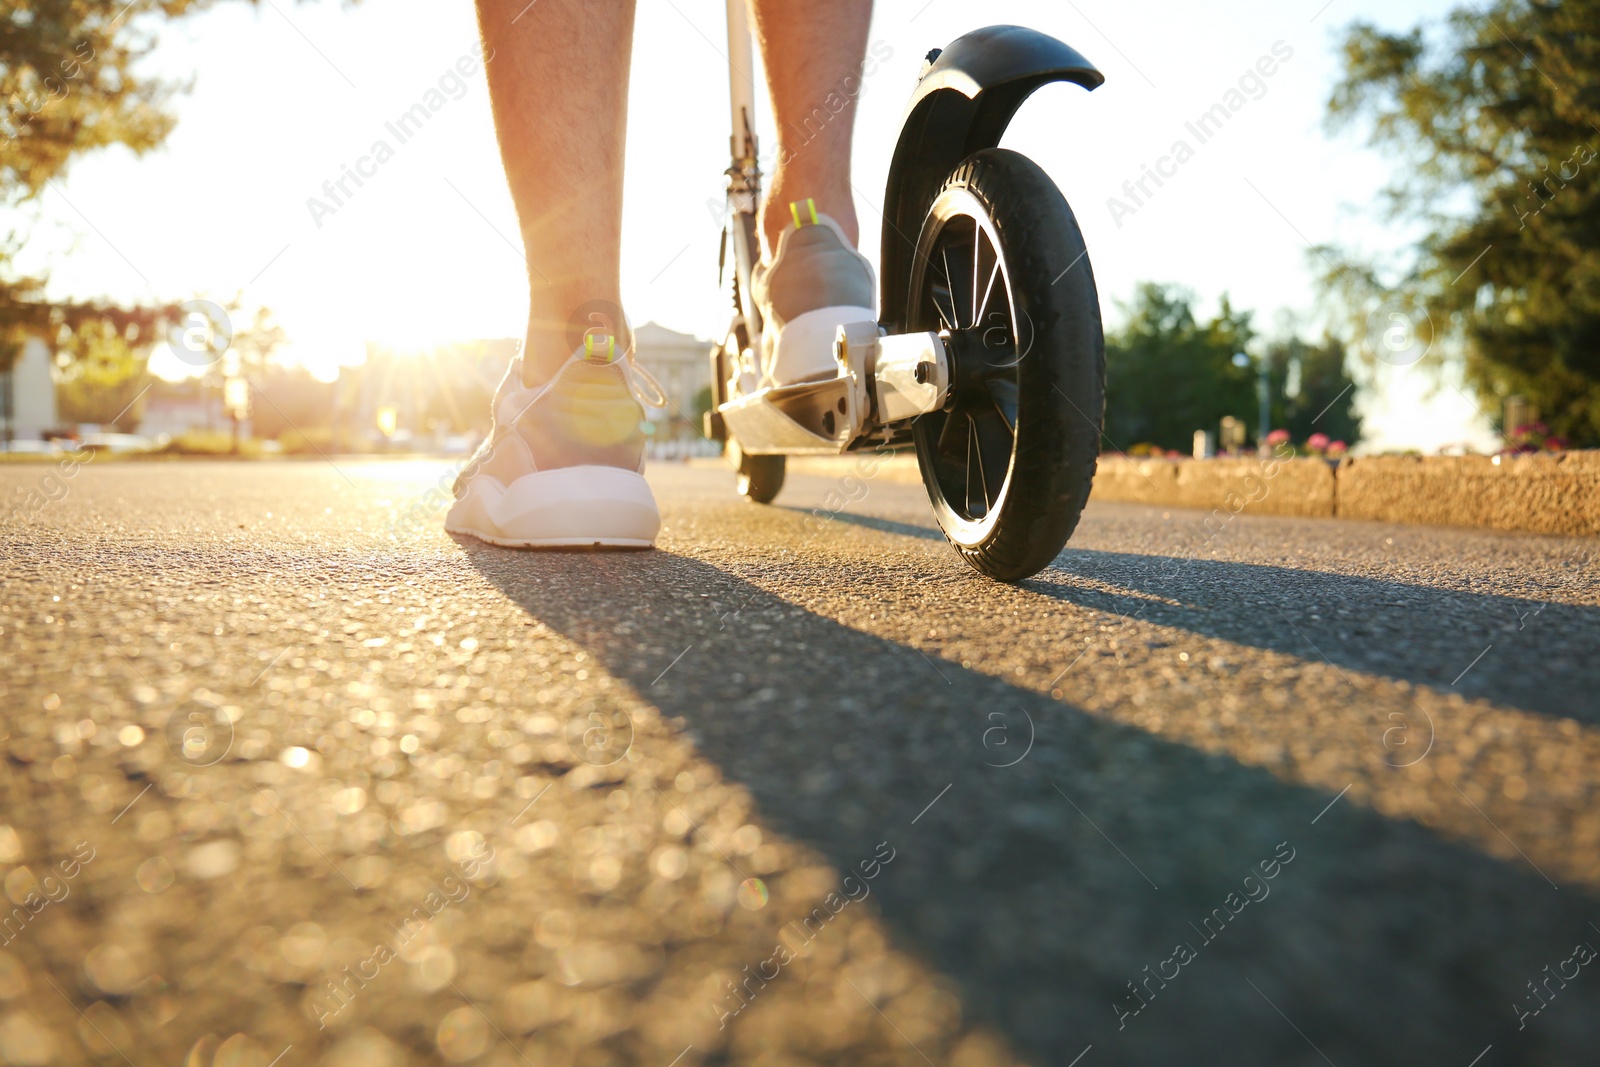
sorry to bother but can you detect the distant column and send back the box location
[2,338,59,440]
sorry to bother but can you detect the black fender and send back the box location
[878,25,1102,332]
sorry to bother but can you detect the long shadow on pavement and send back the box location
[773,505,948,544]
[1031,548,1598,725]
[464,543,1600,1067]
[805,508,1598,724]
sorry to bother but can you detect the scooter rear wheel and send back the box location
[729,438,785,504]
[908,148,1105,581]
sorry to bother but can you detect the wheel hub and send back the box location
[943,325,1019,401]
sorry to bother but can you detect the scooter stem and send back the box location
[725,0,759,193]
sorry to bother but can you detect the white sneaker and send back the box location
[445,334,665,548]
[750,200,876,387]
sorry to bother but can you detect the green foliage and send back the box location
[0,1,209,200]
[275,426,338,456]
[1,1,254,377]
[1103,283,1258,452]
[1104,286,1361,454]
[228,305,288,376]
[52,317,150,427]
[0,275,48,374]
[1264,334,1362,445]
[1324,1,1600,446]
[156,428,262,455]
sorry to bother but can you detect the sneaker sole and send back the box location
[445,464,660,549]
[448,532,657,550]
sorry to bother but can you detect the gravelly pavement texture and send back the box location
[1,458,1597,1067]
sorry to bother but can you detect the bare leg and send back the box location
[748,0,873,258]
[475,0,636,385]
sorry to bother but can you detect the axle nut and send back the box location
[913,361,935,385]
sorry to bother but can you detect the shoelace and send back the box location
[503,333,668,426]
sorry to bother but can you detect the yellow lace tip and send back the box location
[790,198,818,228]
[583,334,617,363]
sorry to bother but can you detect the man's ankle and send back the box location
[520,315,631,387]
[761,183,859,257]
[520,334,569,387]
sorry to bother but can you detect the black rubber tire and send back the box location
[736,451,785,504]
[719,258,784,504]
[908,148,1104,581]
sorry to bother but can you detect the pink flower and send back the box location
[1266,429,1291,446]
[1327,440,1348,455]
[1306,432,1331,452]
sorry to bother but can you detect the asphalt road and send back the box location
[2,458,1597,1067]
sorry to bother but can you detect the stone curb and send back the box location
[1091,455,1334,519]
[1336,452,1600,537]
[694,452,1600,537]
[1094,453,1600,537]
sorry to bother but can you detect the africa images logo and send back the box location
[305,43,494,229]
[1114,841,1296,1030]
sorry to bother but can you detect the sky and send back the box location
[13,0,1497,451]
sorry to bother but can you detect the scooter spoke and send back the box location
[988,378,1019,434]
[941,246,964,329]
[931,283,958,331]
[963,417,973,514]
[931,414,969,519]
[971,228,981,324]
[975,255,1001,330]
[972,408,1011,511]
[935,410,964,466]
[973,226,1000,326]
[966,413,987,517]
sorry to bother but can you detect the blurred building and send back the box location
[3,324,706,452]
[633,321,712,449]
[0,338,58,441]
[140,379,230,439]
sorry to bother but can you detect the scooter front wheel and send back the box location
[908,148,1105,581]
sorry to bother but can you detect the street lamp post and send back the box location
[223,375,250,455]
[1228,350,1267,451]
[1231,351,1272,453]
[1254,354,1270,451]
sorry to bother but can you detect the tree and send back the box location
[53,316,152,428]
[3,1,221,311]
[1264,334,1362,446]
[0,274,50,378]
[5,295,178,434]
[1,1,255,387]
[1,1,200,201]
[1103,283,1258,452]
[1323,1,1600,446]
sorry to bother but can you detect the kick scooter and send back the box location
[704,11,1107,582]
